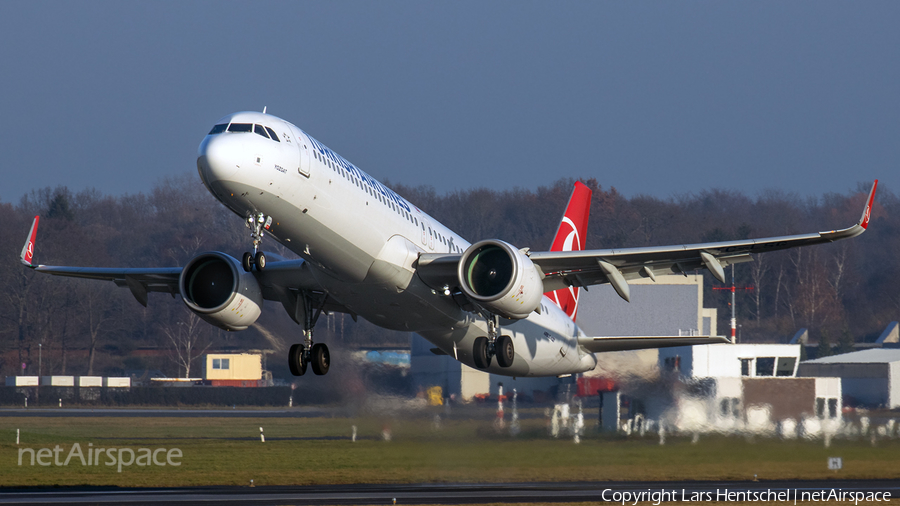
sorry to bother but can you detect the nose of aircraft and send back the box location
[197,133,242,185]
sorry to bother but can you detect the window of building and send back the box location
[755,357,775,376]
[212,358,230,370]
[776,357,796,377]
[663,355,681,372]
[741,358,752,376]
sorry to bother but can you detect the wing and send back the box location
[18,216,334,314]
[416,180,878,303]
[578,335,732,353]
[531,180,877,302]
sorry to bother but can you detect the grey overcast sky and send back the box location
[1,1,897,203]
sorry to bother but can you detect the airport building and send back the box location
[638,343,843,434]
[203,353,269,387]
[798,348,900,409]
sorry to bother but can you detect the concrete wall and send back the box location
[743,377,816,420]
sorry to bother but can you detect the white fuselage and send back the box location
[197,111,597,377]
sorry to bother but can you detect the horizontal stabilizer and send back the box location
[578,335,731,353]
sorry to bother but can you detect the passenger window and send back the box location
[265,126,280,141]
[208,124,228,135]
[254,124,269,138]
[227,123,252,132]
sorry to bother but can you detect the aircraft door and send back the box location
[423,219,434,250]
[420,218,427,246]
[283,124,308,177]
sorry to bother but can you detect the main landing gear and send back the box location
[242,212,268,272]
[473,313,515,370]
[288,292,330,376]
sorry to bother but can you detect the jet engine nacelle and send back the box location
[179,252,263,331]
[458,240,543,320]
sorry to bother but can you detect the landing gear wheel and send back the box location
[311,343,330,375]
[242,252,253,272]
[496,335,515,368]
[254,251,267,270]
[473,337,492,369]
[289,344,307,376]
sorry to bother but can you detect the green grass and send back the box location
[1,413,899,487]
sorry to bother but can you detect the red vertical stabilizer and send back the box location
[545,182,592,321]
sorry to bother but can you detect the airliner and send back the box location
[19,111,878,378]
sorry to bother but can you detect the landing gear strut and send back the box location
[473,313,515,369]
[288,291,330,376]
[242,212,268,272]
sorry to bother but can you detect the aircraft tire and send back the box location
[255,251,267,270]
[496,335,514,368]
[473,337,491,369]
[242,252,253,272]
[311,343,330,375]
[289,344,307,376]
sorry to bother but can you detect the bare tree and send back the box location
[748,255,768,322]
[79,283,118,375]
[162,311,211,378]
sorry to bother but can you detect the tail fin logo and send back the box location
[546,182,592,322]
[861,180,877,229]
[20,216,40,267]
[559,217,581,253]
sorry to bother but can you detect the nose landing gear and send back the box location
[242,212,270,272]
[473,313,515,369]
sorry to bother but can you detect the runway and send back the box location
[1,480,897,505]
[0,408,330,418]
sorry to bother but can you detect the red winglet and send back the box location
[20,216,39,267]
[860,180,878,230]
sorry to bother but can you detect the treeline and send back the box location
[0,176,896,379]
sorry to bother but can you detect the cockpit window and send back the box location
[265,126,280,142]
[227,123,252,133]
[253,124,269,138]
[208,124,228,135]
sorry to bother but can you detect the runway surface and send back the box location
[0,408,330,418]
[1,480,897,505]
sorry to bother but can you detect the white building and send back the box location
[658,343,800,378]
[609,343,843,434]
[798,348,900,409]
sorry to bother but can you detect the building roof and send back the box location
[804,348,900,365]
